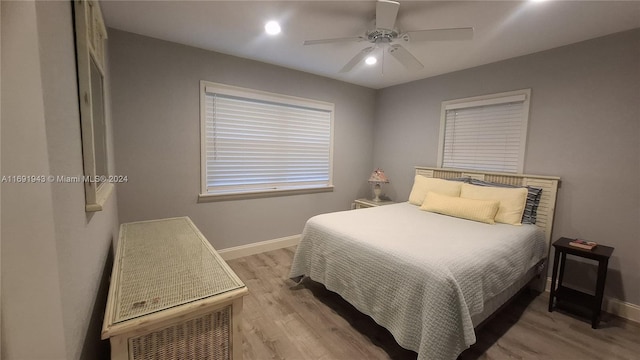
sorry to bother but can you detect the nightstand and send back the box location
[548,237,614,329]
[353,198,395,209]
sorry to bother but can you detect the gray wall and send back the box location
[108,29,376,250]
[373,29,640,305]
[1,1,119,359]
[1,1,66,357]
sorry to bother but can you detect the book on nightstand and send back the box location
[569,239,598,250]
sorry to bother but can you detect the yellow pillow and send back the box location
[420,192,499,224]
[408,176,462,205]
[460,183,528,225]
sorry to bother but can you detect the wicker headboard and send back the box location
[415,167,560,247]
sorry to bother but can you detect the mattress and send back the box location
[289,202,546,360]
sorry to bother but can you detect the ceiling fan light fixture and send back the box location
[365,56,378,65]
[303,0,473,74]
[265,21,281,35]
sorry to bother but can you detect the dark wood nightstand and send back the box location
[548,237,614,329]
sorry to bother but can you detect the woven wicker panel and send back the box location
[129,306,231,360]
[433,170,462,179]
[415,169,434,178]
[115,218,243,322]
[484,174,524,186]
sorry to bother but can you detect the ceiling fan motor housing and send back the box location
[367,29,400,44]
[302,0,472,72]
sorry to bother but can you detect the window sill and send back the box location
[198,185,334,203]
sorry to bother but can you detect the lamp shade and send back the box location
[368,168,389,183]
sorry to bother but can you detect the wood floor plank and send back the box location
[227,247,640,360]
[275,313,330,359]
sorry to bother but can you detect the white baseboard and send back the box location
[218,234,300,260]
[545,277,640,324]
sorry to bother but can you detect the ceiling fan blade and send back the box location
[303,36,365,46]
[376,0,400,30]
[388,44,424,71]
[340,46,375,73]
[405,27,474,42]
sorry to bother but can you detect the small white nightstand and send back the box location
[353,198,395,209]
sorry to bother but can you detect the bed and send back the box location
[289,167,560,360]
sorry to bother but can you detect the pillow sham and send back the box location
[420,191,499,224]
[520,186,542,224]
[460,183,528,225]
[408,176,463,206]
[467,179,542,224]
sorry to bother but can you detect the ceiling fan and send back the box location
[303,0,474,73]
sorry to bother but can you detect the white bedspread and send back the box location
[289,202,546,360]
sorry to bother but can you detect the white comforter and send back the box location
[289,202,546,360]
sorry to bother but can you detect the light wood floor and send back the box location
[227,247,640,360]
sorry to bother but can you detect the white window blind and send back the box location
[438,90,530,173]
[201,82,333,196]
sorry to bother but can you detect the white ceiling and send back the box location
[101,1,640,89]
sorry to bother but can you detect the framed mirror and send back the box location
[73,0,113,211]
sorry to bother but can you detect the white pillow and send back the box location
[408,176,462,206]
[460,183,528,225]
[420,191,499,224]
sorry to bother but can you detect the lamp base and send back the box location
[373,184,382,202]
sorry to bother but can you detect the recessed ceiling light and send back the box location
[265,21,281,35]
[365,56,377,65]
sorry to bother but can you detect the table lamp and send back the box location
[368,168,389,202]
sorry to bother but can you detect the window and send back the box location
[199,81,334,201]
[437,89,531,173]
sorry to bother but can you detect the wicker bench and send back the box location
[102,217,248,360]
